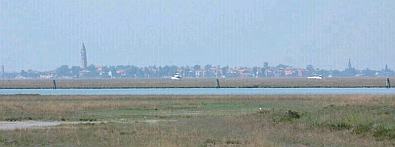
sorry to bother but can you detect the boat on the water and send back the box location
[171,73,182,80]
[307,75,323,80]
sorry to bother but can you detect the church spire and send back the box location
[348,58,352,70]
[81,42,88,69]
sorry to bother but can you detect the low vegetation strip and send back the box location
[0,95,394,146]
[0,77,392,89]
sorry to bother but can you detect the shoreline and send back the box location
[0,77,392,89]
[0,86,391,89]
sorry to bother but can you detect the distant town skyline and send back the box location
[2,60,393,80]
[1,0,395,71]
[1,40,393,79]
[0,41,392,72]
[0,44,392,72]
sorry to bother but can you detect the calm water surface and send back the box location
[0,88,394,95]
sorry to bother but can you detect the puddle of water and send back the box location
[0,121,108,131]
[0,121,62,130]
[137,120,177,124]
[0,120,176,130]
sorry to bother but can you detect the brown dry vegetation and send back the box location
[0,77,391,89]
[0,95,394,146]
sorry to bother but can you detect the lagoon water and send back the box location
[0,88,394,95]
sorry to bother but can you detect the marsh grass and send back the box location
[0,95,394,146]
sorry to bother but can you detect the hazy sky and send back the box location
[1,0,394,71]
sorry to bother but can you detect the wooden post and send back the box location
[216,79,221,88]
[53,80,57,89]
[386,78,391,88]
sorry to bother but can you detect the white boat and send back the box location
[307,75,323,80]
[171,73,182,80]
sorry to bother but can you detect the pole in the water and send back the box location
[216,79,221,88]
[53,80,57,89]
[386,78,391,88]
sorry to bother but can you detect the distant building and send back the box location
[264,62,269,69]
[347,58,353,70]
[81,43,88,69]
[384,64,391,76]
[1,65,4,79]
[344,58,357,76]
[385,64,389,72]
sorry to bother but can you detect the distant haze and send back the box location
[1,0,394,71]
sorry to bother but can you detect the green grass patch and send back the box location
[0,95,394,146]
